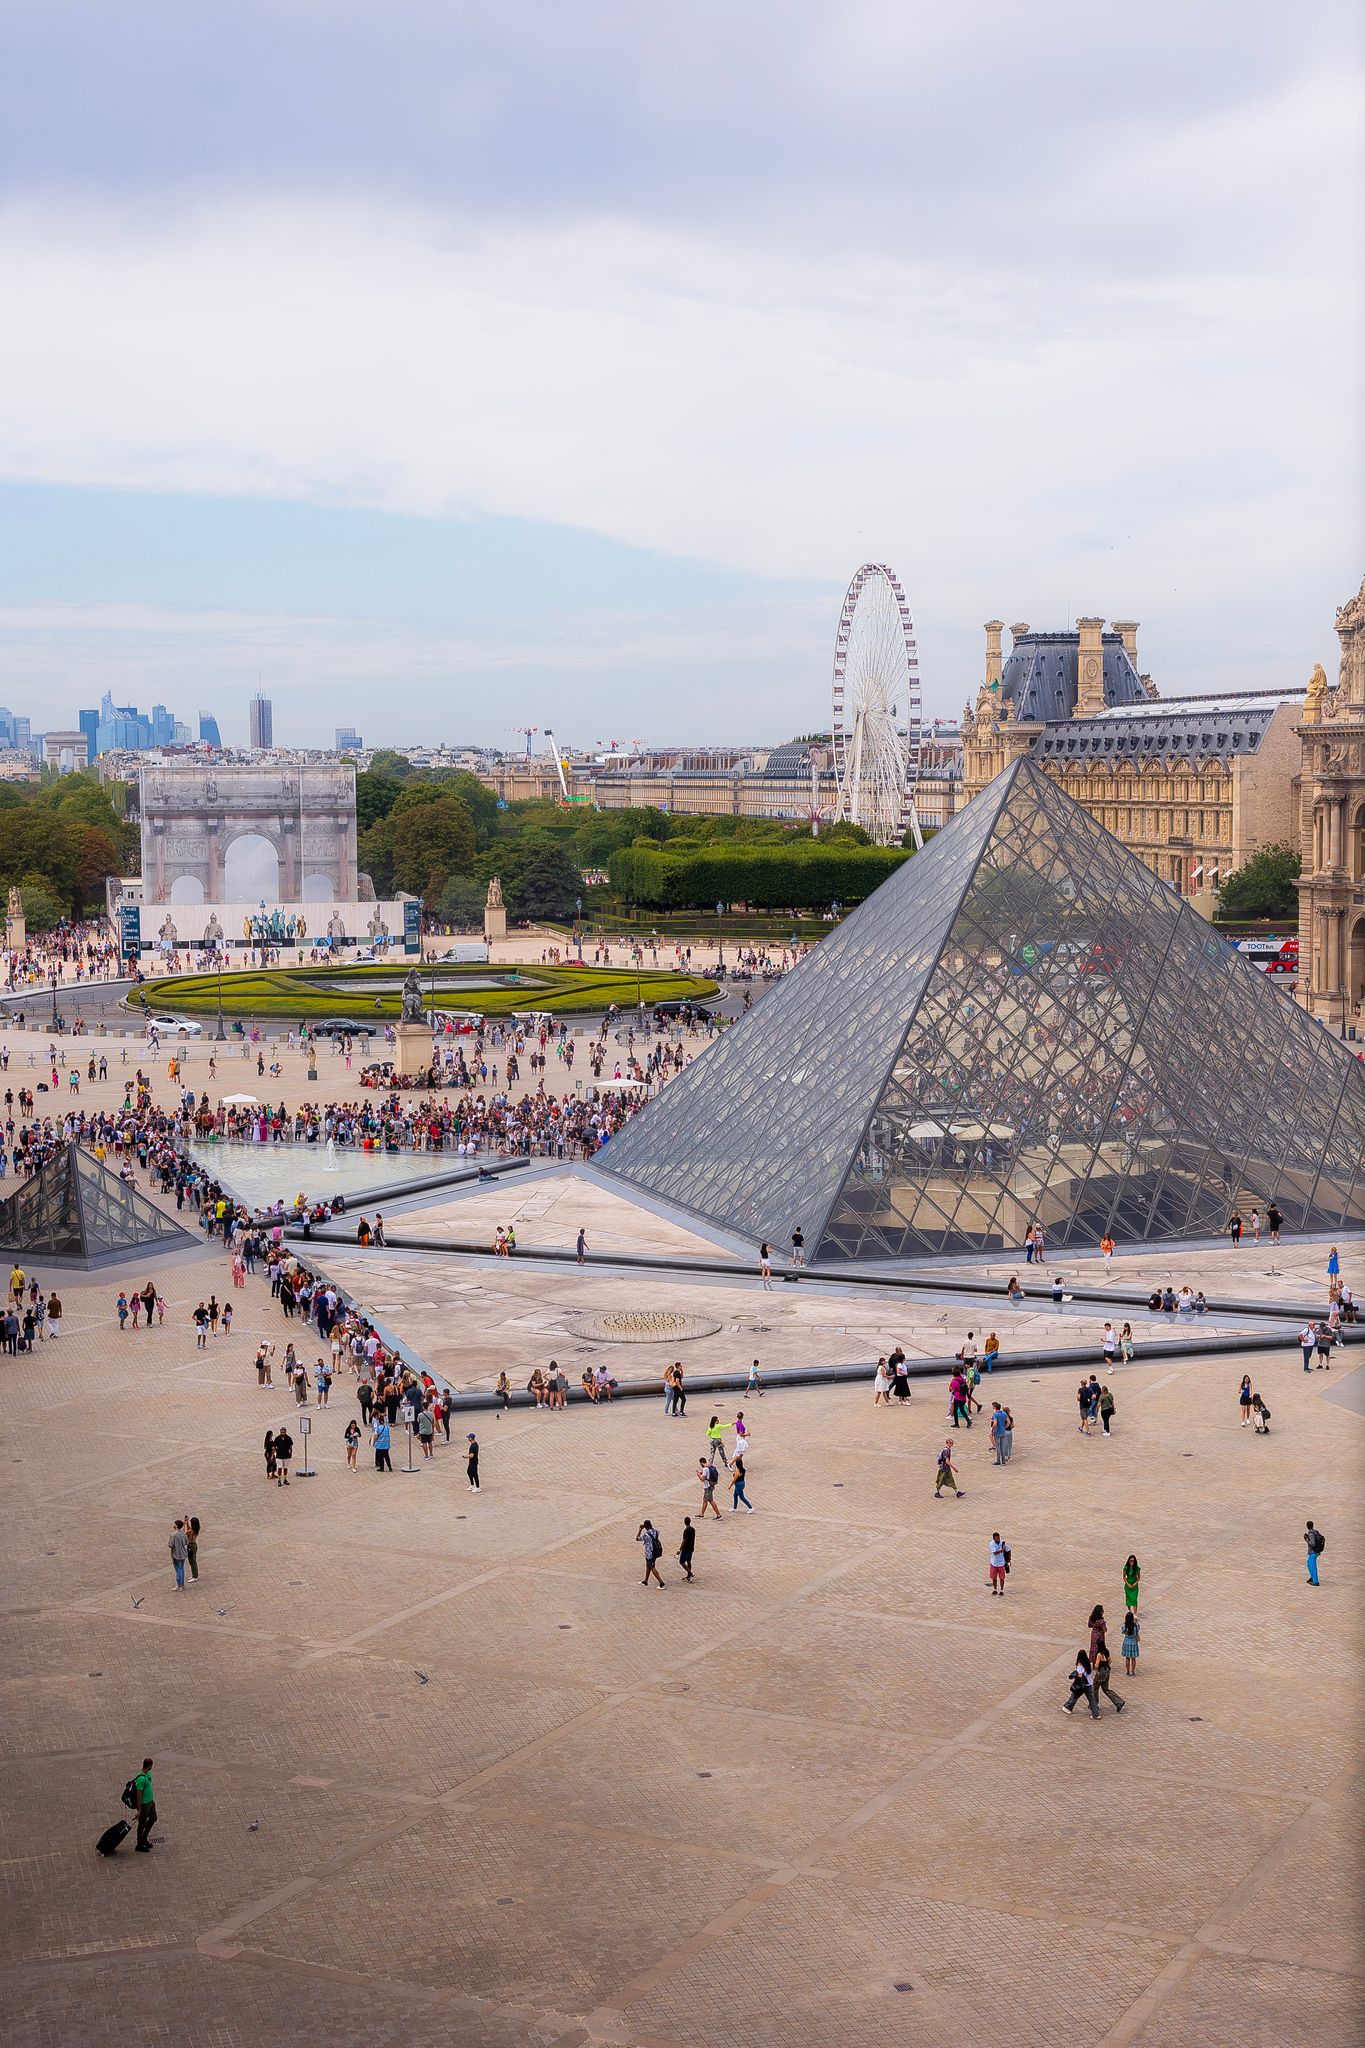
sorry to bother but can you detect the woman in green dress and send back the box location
[1123,1554,1141,1612]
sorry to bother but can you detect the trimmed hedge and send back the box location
[136,962,718,1022]
[607,841,911,911]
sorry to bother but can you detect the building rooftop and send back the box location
[1001,630,1148,724]
[1036,690,1302,767]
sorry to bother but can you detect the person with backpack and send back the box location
[131,1757,156,1851]
[637,1519,665,1587]
[698,1456,723,1520]
[1062,1651,1100,1719]
[988,1532,1010,1594]
[1305,1520,1325,1586]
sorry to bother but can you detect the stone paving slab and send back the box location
[1,1215,1361,2047]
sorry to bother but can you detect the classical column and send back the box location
[206,821,222,901]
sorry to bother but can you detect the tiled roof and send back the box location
[1000,632,1147,723]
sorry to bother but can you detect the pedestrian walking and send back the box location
[372,1415,392,1471]
[1123,1554,1141,1613]
[1101,1321,1117,1367]
[637,1519,666,1587]
[988,1532,1010,1594]
[132,1757,157,1851]
[344,1418,360,1469]
[168,1519,189,1590]
[576,1228,588,1264]
[934,1440,964,1498]
[416,1407,434,1459]
[1267,1201,1283,1244]
[466,1432,480,1489]
[1305,1520,1324,1586]
[706,1414,730,1469]
[1099,1385,1115,1437]
[758,1242,773,1291]
[747,1356,763,1398]
[698,1456,723,1519]
[1119,1322,1134,1363]
[730,1451,753,1512]
[678,1516,696,1581]
[1099,1232,1115,1273]
[1063,1651,1100,1719]
[1093,1642,1126,1713]
[990,1401,1009,1464]
[1120,1611,1140,1675]
[273,1427,293,1484]
[1076,1378,1094,1435]
[263,1428,277,1481]
[790,1226,805,1266]
[1239,1374,1254,1425]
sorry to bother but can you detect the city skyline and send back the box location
[0,5,1361,746]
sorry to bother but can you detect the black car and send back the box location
[652,1001,714,1022]
[309,1017,378,1038]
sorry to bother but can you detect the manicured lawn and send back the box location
[135,961,719,1021]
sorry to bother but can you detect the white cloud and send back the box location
[0,50,1360,719]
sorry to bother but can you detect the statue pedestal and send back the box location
[394,1020,433,1079]
[484,904,507,945]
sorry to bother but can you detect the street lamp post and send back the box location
[214,947,227,1041]
[575,896,583,961]
[49,973,59,1031]
[716,900,724,971]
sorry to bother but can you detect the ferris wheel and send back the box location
[831,563,923,847]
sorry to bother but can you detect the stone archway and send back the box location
[301,871,335,902]
[169,874,205,905]
[223,831,282,901]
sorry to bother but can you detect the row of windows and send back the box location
[1060,771,1228,804]
[1085,804,1230,844]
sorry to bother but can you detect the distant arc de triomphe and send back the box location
[139,762,359,906]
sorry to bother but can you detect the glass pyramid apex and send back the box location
[600,756,1365,1259]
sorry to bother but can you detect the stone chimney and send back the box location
[984,621,1005,691]
[1111,620,1139,665]
[1075,617,1106,717]
[1009,623,1030,646]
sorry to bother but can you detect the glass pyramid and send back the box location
[0,1144,198,1267]
[600,756,1365,1259]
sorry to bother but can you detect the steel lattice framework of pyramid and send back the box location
[0,1144,198,1268]
[599,756,1365,1259]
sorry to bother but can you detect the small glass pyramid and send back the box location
[0,1144,198,1266]
[600,756,1365,1258]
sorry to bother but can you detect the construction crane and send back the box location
[508,725,540,758]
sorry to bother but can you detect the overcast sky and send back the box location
[1,1,1361,749]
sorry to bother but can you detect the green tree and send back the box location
[368,749,414,781]
[72,826,121,916]
[499,836,583,920]
[356,770,403,831]
[19,878,65,931]
[1218,842,1301,921]
[444,771,500,846]
[389,797,477,902]
[434,875,487,928]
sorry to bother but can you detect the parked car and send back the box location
[652,1001,714,1022]
[145,1015,203,1038]
[309,1017,378,1038]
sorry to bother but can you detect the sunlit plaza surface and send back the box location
[2,1185,1361,2048]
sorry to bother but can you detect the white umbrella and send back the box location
[907,1120,948,1139]
[221,1092,259,1106]
[593,1077,649,1091]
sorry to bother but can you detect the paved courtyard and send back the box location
[2,1205,1362,2048]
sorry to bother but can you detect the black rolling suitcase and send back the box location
[96,1819,131,1857]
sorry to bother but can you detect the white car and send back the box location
[145,1015,203,1038]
